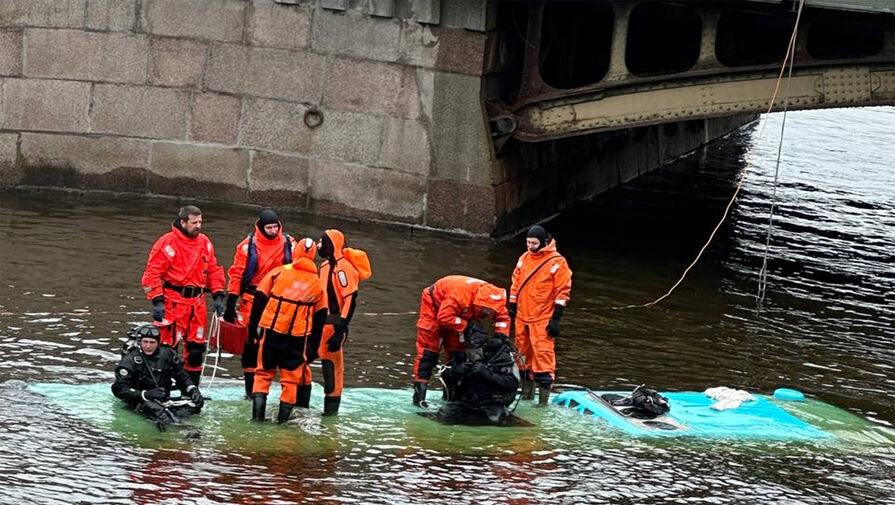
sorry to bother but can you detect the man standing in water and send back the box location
[223,209,298,399]
[246,238,326,423]
[508,225,572,406]
[141,205,226,385]
[316,229,371,416]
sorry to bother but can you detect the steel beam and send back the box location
[513,65,895,142]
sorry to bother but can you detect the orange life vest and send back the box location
[256,258,326,337]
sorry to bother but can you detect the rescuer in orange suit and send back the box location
[412,275,511,408]
[223,208,299,399]
[316,229,371,416]
[508,225,572,406]
[141,205,226,386]
[247,237,326,423]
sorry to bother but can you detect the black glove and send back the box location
[473,361,495,381]
[248,324,260,344]
[546,304,563,338]
[223,293,238,323]
[213,292,226,317]
[188,386,204,409]
[507,302,517,318]
[326,326,346,352]
[151,297,165,322]
[142,388,167,402]
[455,361,473,377]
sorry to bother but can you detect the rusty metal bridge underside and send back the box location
[491,0,895,143]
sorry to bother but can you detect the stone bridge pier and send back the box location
[0,1,891,236]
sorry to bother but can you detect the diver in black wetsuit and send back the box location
[437,324,520,425]
[112,324,204,423]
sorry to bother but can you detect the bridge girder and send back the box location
[514,64,895,141]
[499,1,895,143]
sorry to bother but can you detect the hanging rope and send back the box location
[756,1,804,306]
[611,0,807,311]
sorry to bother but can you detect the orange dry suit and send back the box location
[509,239,572,388]
[316,229,371,415]
[225,222,297,373]
[141,221,225,375]
[413,275,511,383]
[248,240,326,410]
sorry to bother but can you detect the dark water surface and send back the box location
[1,107,893,504]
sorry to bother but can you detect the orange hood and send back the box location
[472,283,507,312]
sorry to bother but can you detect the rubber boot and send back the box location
[412,382,428,408]
[521,374,534,400]
[296,385,312,408]
[323,396,341,416]
[187,370,201,388]
[243,372,255,400]
[537,385,551,407]
[277,403,294,424]
[251,393,267,421]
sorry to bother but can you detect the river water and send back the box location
[0,107,893,504]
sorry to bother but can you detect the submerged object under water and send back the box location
[552,388,880,440]
[22,382,894,452]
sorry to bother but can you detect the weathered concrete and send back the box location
[427,179,495,232]
[312,9,402,63]
[190,92,241,144]
[206,44,327,102]
[379,117,431,175]
[1,78,91,132]
[92,84,191,139]
[0,29,22,76]
[249,1,311,50]
[24,29,148,84]
[311,109,384,166]
[20,133,151,174]
[0,0,85,29]
[149,142,248,199]
[248,151,309,207]
[140,0,245,42]
[239,97,312,153]
[18,133,150,192]
[86,0,137,32]
[0,133,19,187]
[148,37,208,87]
[324,58,420,119]
[428,71,492,185]
[308,158,426,222]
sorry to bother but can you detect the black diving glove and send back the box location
[223,294,238,323]
[454,361,473,377]
[151,297,165,322]
[212,292,226,317]
[142,388,167,402]
[471,361,495,380]
[546,304,563,338]
[188,386,204,409]
[326,326,346,352]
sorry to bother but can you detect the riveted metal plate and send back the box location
[821,67,872,104]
